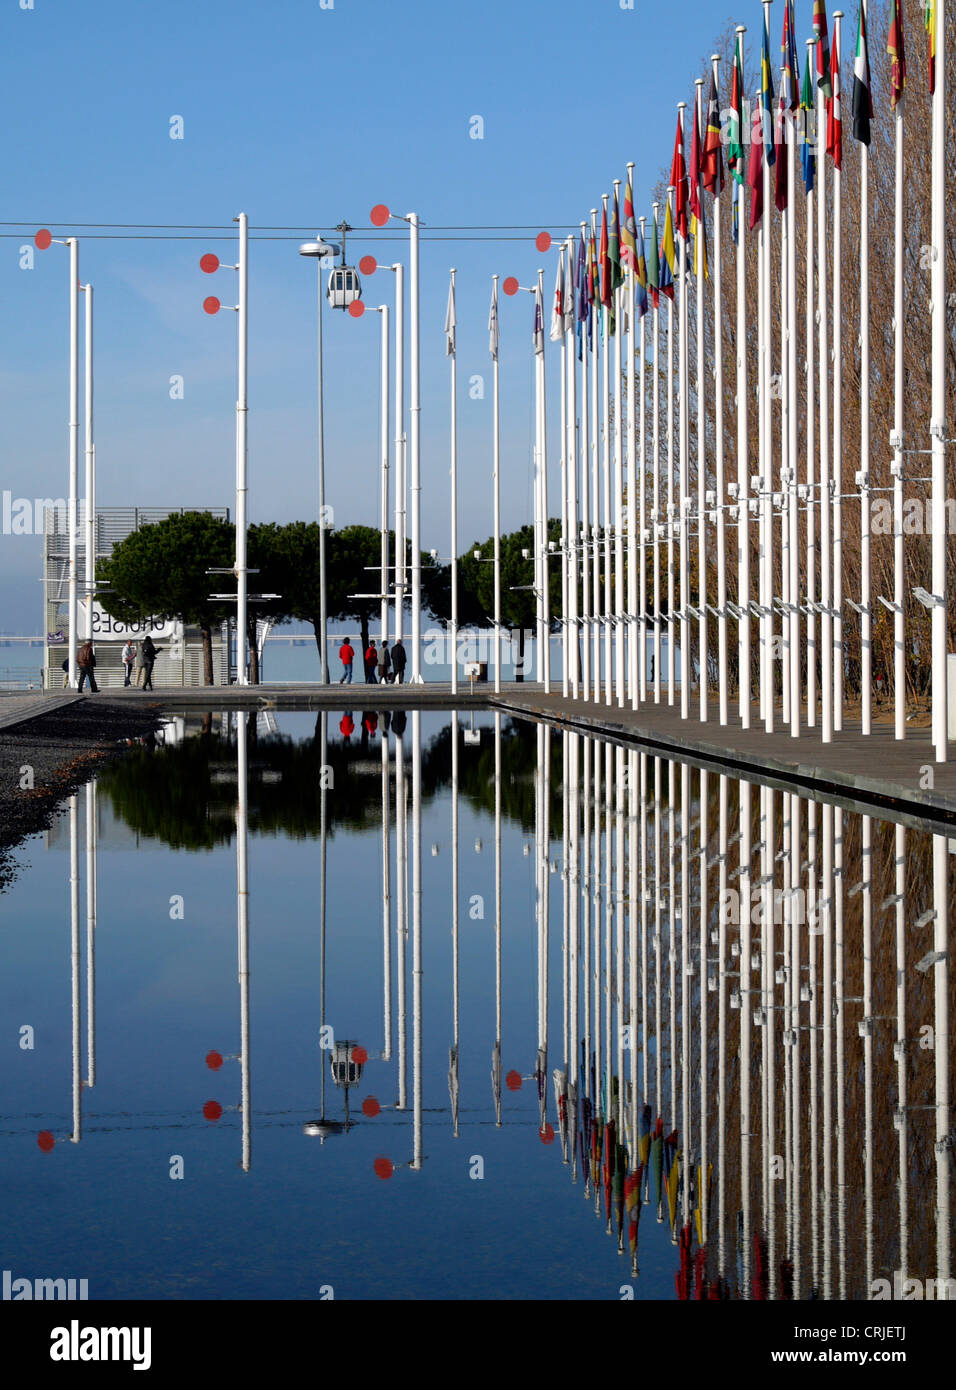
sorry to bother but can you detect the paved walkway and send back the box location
[0,692,82,732]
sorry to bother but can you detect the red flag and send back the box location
[747,99,764,229]
[826,23,842,169]
[599,202,611,307]
[689,93,703,224]
[887,0,906,108]
[670,114,689,242]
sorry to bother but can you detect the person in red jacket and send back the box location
[338,638,354,684]
[364,639,378,684]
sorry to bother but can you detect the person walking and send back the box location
[378,640,392,684]
[77,639,98,694]
[122,639,137,688]
[391,639,407,684]
[134,641,147,688]
[364,639,378,684]
[140,635,160,691]
[338,638,355,685]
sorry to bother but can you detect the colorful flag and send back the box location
[925,2,937,95]
[800,47,817,195]
[444,276,456,357]
[610,186,624,292]
[689,95,703,226]
[827,22,843,169]
[887,0,906,107]
[647,213,661,309]
[533,282,544,356]
[814,0,833,99]
[747,97,765,229]
[551,246,565,342]
[852,3,873,146]
[728,33,746,184]
[670,114,689,242]
[693,203,708,280]
[575,229,587,360]
[563,244,575,335]
[588,224,599,344]
[781,1,800,111]
[660,199,676,299]
[488,279,499,361]
[635,219,649,319]
[702,67,724,195]
[599,202,611,308]
[760,9,777,168]
[622,177,638,272]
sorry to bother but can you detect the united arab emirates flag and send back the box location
[852,3,873,146]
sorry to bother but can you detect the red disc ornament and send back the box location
[34,229,52,251]
[348,300,365,318]
[369,204,390,227]
[503,277,519,297]
[535,232,552,253]
[199,253,220,274]
[359,255,377,275]
[203,296,221,315]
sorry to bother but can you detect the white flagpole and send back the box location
[492,276,502,693]
[694,80,707,725]
[931,0,948,762]
[787,64,800,740]
[591,210,601,702]
[736,32,750,730]
[613,181,626,709]
[667,185,677,708]
[817,55,832,744]
[832,14,844,732]
[860,117,871,736]
[578,225,592,703]
[780,114,791,734]
[712,55,728,728]
[392,261,406,646]
[892,76,905,740]
[68,238,79,687]
[567,237,579,700]
[409,212,423,684]
[653,203,662,705]
[235,212,249,687]
[602,194,613,707]
[379,303,390,655]
[638,215,648,708]
[626,166,638,710]
[538,266,551,694]
[82,283,94,644]
[677,104,691,723]
[758,54,773,738]
[756,82,769,732]
[449,269,458,696]
[806,38,817,731]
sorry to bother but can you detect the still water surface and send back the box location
[1,710,952,1301]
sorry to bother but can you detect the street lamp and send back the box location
[299,236,341,684]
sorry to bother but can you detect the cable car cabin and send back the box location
[327,265,362,309]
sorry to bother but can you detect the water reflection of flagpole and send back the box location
[395,719,407,1112]
[604,744,613,1122]
[680,763,690,1229]
[539,727,551,1131]
[834,807,846,1299]
[717,774,728,1282]
[640,753,648,1105]
[789,792,802,1298]
[894,824,908,1285]
[236,711,251,1173]
[582,736,592,1124]
[493,713,502,1127]
[807,798,819,1290]
[698,767,709,1248]
[862,814,874,1292]
[738,777,752,1296]
[70,794,81,1143]
[569,734,581,1174]
[449,713,460,1137]
[615,747,626,1130]
[627,748,638,1171]
[382,713,392,1062]
[668,761,677,1138]
[822,801,833,1299]
[931,833,951,1283]
[411,710,423,1170]
[85,781,96,1091]
[654,757,663,1127]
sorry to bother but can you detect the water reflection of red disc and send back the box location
[373,1156,393,1180]
[203,1101,223,1122]
[539,1123,555,1145]
[362,1097,381,1117]
[370,205,390,227]
[351,1046,368,1064]
[535,232,552,253]
[206,1051,223,1070]
[37,1131,55,1152]
[506,1069,522,1091]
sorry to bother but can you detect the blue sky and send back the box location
[0,0,750,631]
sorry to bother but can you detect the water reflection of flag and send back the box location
[625,1163,643,1270]
[614,1142,628,1250]
[491,1042,502,1126]
[448,1045,459,1137]
[666,1143,680,1232]
[639,1103,652,1166]
[603,1118,616,1229]
[552,1068,569,1160]
[650,1121,664,1211]
[676,1223,693,1299]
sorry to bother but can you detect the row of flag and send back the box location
[495,0,940,360]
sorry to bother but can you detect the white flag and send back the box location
[533,284,545,356]
[445,276,456,357]
[550,247,565,342]
[488,280,499,361]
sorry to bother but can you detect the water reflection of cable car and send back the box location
[330,1040,365,1089]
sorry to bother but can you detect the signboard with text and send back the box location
[79,601,183,643]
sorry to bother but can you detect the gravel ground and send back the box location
[0,698,164,889]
